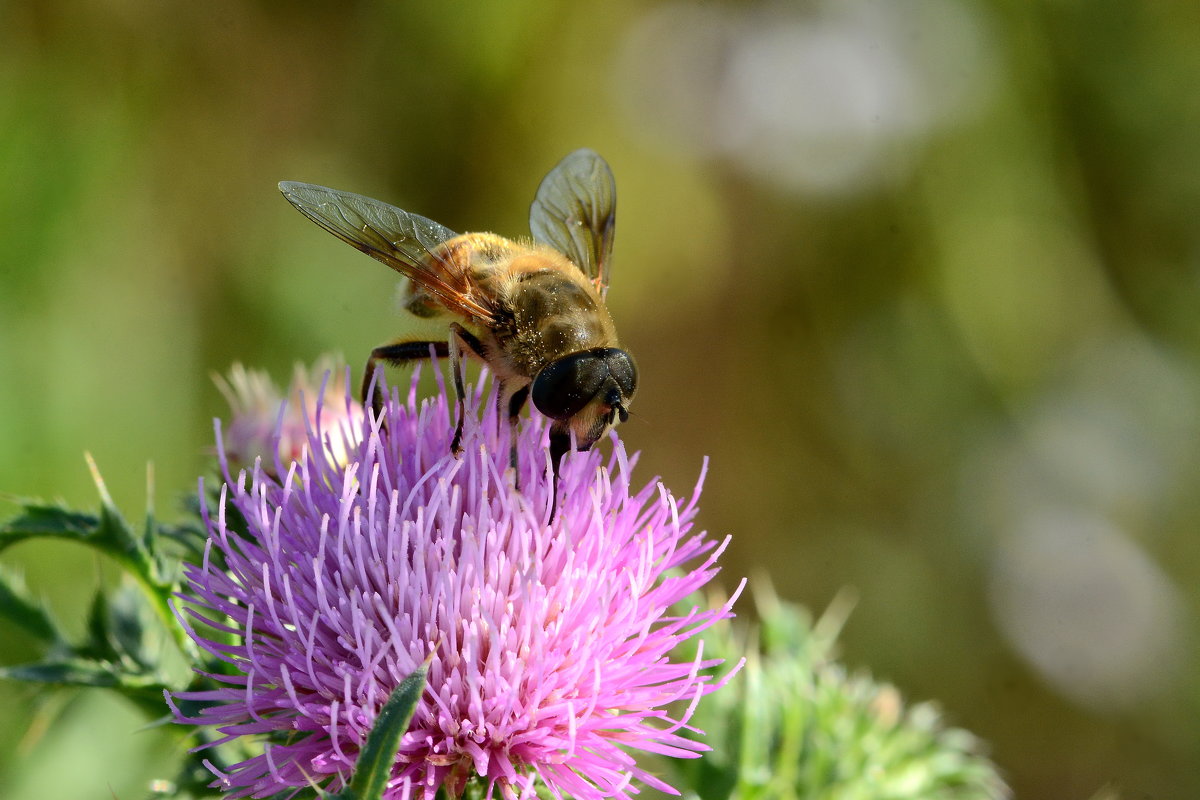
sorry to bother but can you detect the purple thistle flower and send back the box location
[170,367,741,800]
[214,357,365,474]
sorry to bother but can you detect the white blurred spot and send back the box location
[963,335,1197,711]
[1022,336,1200,510]
[962,335,1200,533]
[988,507,1184,712]
[614,0,998,195]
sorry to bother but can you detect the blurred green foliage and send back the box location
[676,587,1009,799]
[2,1,1199,798]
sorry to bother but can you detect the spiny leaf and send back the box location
[84,588,120,662]
[0,656,168,701]
[106,580,155,669]
[0,496,156,581]
[0,566,61,644]
[80,579,156,669]
[1,458,200,663]
[87,452,164,580]
[0,503,100,551]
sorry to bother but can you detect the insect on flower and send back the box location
[278,150,636,503]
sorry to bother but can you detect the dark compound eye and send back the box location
[532,348,638,422]
[604,350,637,403]
[531,351,610,420]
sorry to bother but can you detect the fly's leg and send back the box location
[363,339,449,424]
[448,322,487,456]
[547,424,571,520]
[505,385,530,491]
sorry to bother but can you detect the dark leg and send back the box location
[506,385,530,490]
[362,339,450,422]
[447,323,487,456]
[547,425,571,519]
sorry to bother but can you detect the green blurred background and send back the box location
[2,1,1199,797]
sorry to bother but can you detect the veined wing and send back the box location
[279,181,498,322]
[528,149,616,294]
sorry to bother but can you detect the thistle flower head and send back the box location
[172,367,739,800]
[214,356,364,473]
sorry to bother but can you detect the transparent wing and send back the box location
[278,181,498,322]
[528,149,616,292]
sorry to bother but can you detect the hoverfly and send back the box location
[278,149,636,507]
